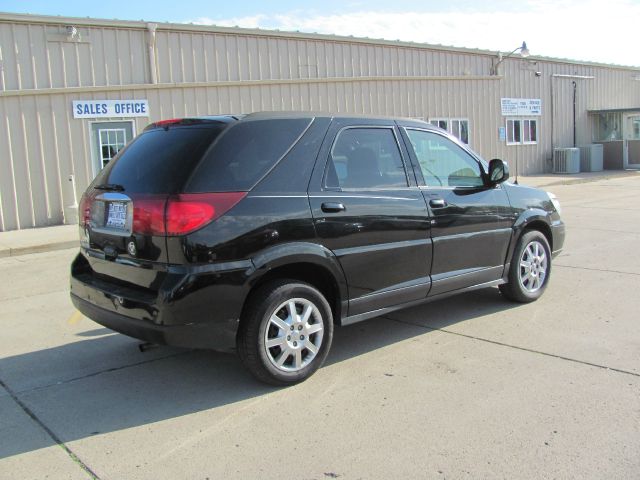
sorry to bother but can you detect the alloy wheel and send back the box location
[518,240,548,293]
[263,298,324,372]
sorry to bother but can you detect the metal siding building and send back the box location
[1,12,639,231]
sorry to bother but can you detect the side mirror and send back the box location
[488,159,509,184]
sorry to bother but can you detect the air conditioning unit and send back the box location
[578,144,604,172]
[553,148,580,174]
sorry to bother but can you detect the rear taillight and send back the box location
[132,195,167,236]
[165,192,246,236]
[130,192,246,236]
[79,191,96,227]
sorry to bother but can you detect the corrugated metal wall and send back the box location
[1,14,639,231]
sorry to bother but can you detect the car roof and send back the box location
[144,111,437,131]
[242,111,429,124]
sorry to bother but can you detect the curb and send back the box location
[520,171,639,189]
[0,240,78,259]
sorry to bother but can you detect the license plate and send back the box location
[106,202,127,230]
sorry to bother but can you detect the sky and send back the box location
[1,0,638,67]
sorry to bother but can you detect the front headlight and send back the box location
[547,192,561,215]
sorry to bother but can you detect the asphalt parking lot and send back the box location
[1,176,639,480]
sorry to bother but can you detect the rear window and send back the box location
[185,118,311,192]
[95,125,225,194]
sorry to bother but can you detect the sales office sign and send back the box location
[72,99,149,119]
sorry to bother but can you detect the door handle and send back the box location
[429,198,447,208]
[321,202,346,213]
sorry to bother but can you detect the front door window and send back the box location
[404,129,484,187]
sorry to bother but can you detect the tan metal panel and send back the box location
[21,95,50,225]
[0,98,18,230]
[48,95,75,213]
[4,96,35,228]
[1,23,20,89]
[155,30,171,83]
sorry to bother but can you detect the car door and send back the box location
[308,119,432,320]
[400,126,513,296]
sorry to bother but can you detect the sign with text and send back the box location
[73,100,149,119]
[501,98,542,116]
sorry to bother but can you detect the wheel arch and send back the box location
[244,242,348,326]
[513,209,554,249]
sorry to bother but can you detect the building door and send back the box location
[91,121,134,176]
[624,114,640,169]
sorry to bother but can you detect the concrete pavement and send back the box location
[1,169,638,258]
[0,176,639,479]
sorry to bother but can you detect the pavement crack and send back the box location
[566,226,640,235]
[1,288,70,303]
[554,264,640,277]
[0,378,102,480]
[14,350,193,396]
[383,316,640,378]
[565,205,639,211]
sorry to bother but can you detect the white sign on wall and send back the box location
[501,98,542,116]
[73,100,149,119]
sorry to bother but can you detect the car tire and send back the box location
[499,230,552,303]
[237,279,334,385]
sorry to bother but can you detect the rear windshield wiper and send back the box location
[94,183,125,192]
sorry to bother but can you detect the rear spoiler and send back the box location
[144,115,242,131]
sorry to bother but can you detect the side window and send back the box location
[325,128,408,189]
[405,129,484,187]
[186,118,310,192]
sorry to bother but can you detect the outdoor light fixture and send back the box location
[491,41,530,75]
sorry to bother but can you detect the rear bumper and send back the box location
[70,250,253,351]
[71,293,235,350]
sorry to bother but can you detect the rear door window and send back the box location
[95,125,225,194]
[185,118,312,192]
[325,127,408,189]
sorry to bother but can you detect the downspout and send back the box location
[572,81,577,147]
[550,76,555,166]
[147,23,158,84]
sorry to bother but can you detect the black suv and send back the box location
[71,112,565,385]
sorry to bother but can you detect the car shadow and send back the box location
[0,288,518,460]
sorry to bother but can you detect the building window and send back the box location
[595,112,622,141]
[506,118,538,145]
[430,118,448,131]
[451,119,469,144]
[99,128,127,167]
[429,118,470,144]
[633,119,640,140]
